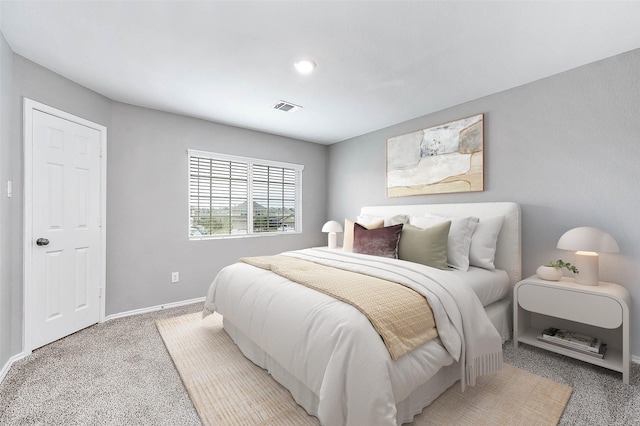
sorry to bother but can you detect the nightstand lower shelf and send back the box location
[514,276,630,384]
[517,328,624,373]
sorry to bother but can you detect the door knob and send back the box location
[36,238,49,246]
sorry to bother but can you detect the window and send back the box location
[188,150,303,239]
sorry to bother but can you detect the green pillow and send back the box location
[398,221,451,269]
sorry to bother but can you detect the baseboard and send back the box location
[104,296,206,322]
[1,297,205,385]
[0,352,26,384]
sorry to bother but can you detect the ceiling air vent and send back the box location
[273,100,302,113]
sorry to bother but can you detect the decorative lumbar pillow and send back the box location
[343,218,384,252]
[352,223,404,258]
[398,222,451,269]
[469,215,505,270]
[409,214,478,271]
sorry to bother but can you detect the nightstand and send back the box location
[514,275,631,384]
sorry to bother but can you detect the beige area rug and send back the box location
[157,313,572,425]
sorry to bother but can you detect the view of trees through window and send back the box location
[188,151,302,238]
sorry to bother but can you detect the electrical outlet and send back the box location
[171,272,179,283]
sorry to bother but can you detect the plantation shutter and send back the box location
[188,150,303,238]
[252,165,298,232]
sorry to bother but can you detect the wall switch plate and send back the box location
[171,272,179,283]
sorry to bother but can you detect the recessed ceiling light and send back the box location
[294,59,316,74]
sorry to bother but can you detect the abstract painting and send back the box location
[386,114,484,197]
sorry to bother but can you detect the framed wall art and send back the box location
[386,113,484,197]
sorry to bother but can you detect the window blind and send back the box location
[188,150,303,238]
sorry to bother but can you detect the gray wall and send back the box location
[2,55,112,366]
[328,48,640,357]
[107,102,327,314]
[0,32,13,368]
[0,53,327,370]
[1,32,638,371]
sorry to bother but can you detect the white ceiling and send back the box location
[2,1,640,145]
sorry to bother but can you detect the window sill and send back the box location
[190,231,302,241]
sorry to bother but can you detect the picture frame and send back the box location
[386,114,484,197]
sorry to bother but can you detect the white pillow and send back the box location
[469,215,505,270]
[356,213,409,227]
[410,214,478,271]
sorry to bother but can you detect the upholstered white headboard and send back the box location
[360,202,522,286]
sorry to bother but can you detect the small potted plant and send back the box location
[536,260,579,281]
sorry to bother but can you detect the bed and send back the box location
[203,202,521,425]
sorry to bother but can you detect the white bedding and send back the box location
[315,246,511,307]
[203,247,503,425]
[459,266,510,306]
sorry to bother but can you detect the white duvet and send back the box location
[203,248,502,425]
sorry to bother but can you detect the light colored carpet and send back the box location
[1,302,636,424]
[0,303,203,425]
[157,312,573,425]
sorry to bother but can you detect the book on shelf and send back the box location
[537,335,607,358]
[540,327,602,353]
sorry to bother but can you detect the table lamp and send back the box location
[557,227,619,286]
[322,220,343,249]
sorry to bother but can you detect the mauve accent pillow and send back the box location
[398,222,451,269]
[342,218,384,252]
[353,223,404,258]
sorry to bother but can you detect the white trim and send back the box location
[189,230,301,241]
[22,98,107,355]
[187,149,304,171]
[1,297,204,385]
[187,149,304,239]
[104,297,205,322]
[0,352,27,384]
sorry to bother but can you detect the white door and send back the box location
[25,101,105,351]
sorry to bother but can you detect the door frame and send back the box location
[23,98,107,354]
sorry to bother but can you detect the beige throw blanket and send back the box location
[239,255,438,360]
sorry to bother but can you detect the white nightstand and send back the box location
[514,275,631,384]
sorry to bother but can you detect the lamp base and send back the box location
[327,232,337,249]
[574,251,599,286]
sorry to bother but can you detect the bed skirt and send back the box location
[486,298,511,342]
[221,297,510,425]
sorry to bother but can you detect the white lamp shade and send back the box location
[322,220,344,233]
[322,220,343,249]
[557,227,619,253]
[557,227,619,286]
